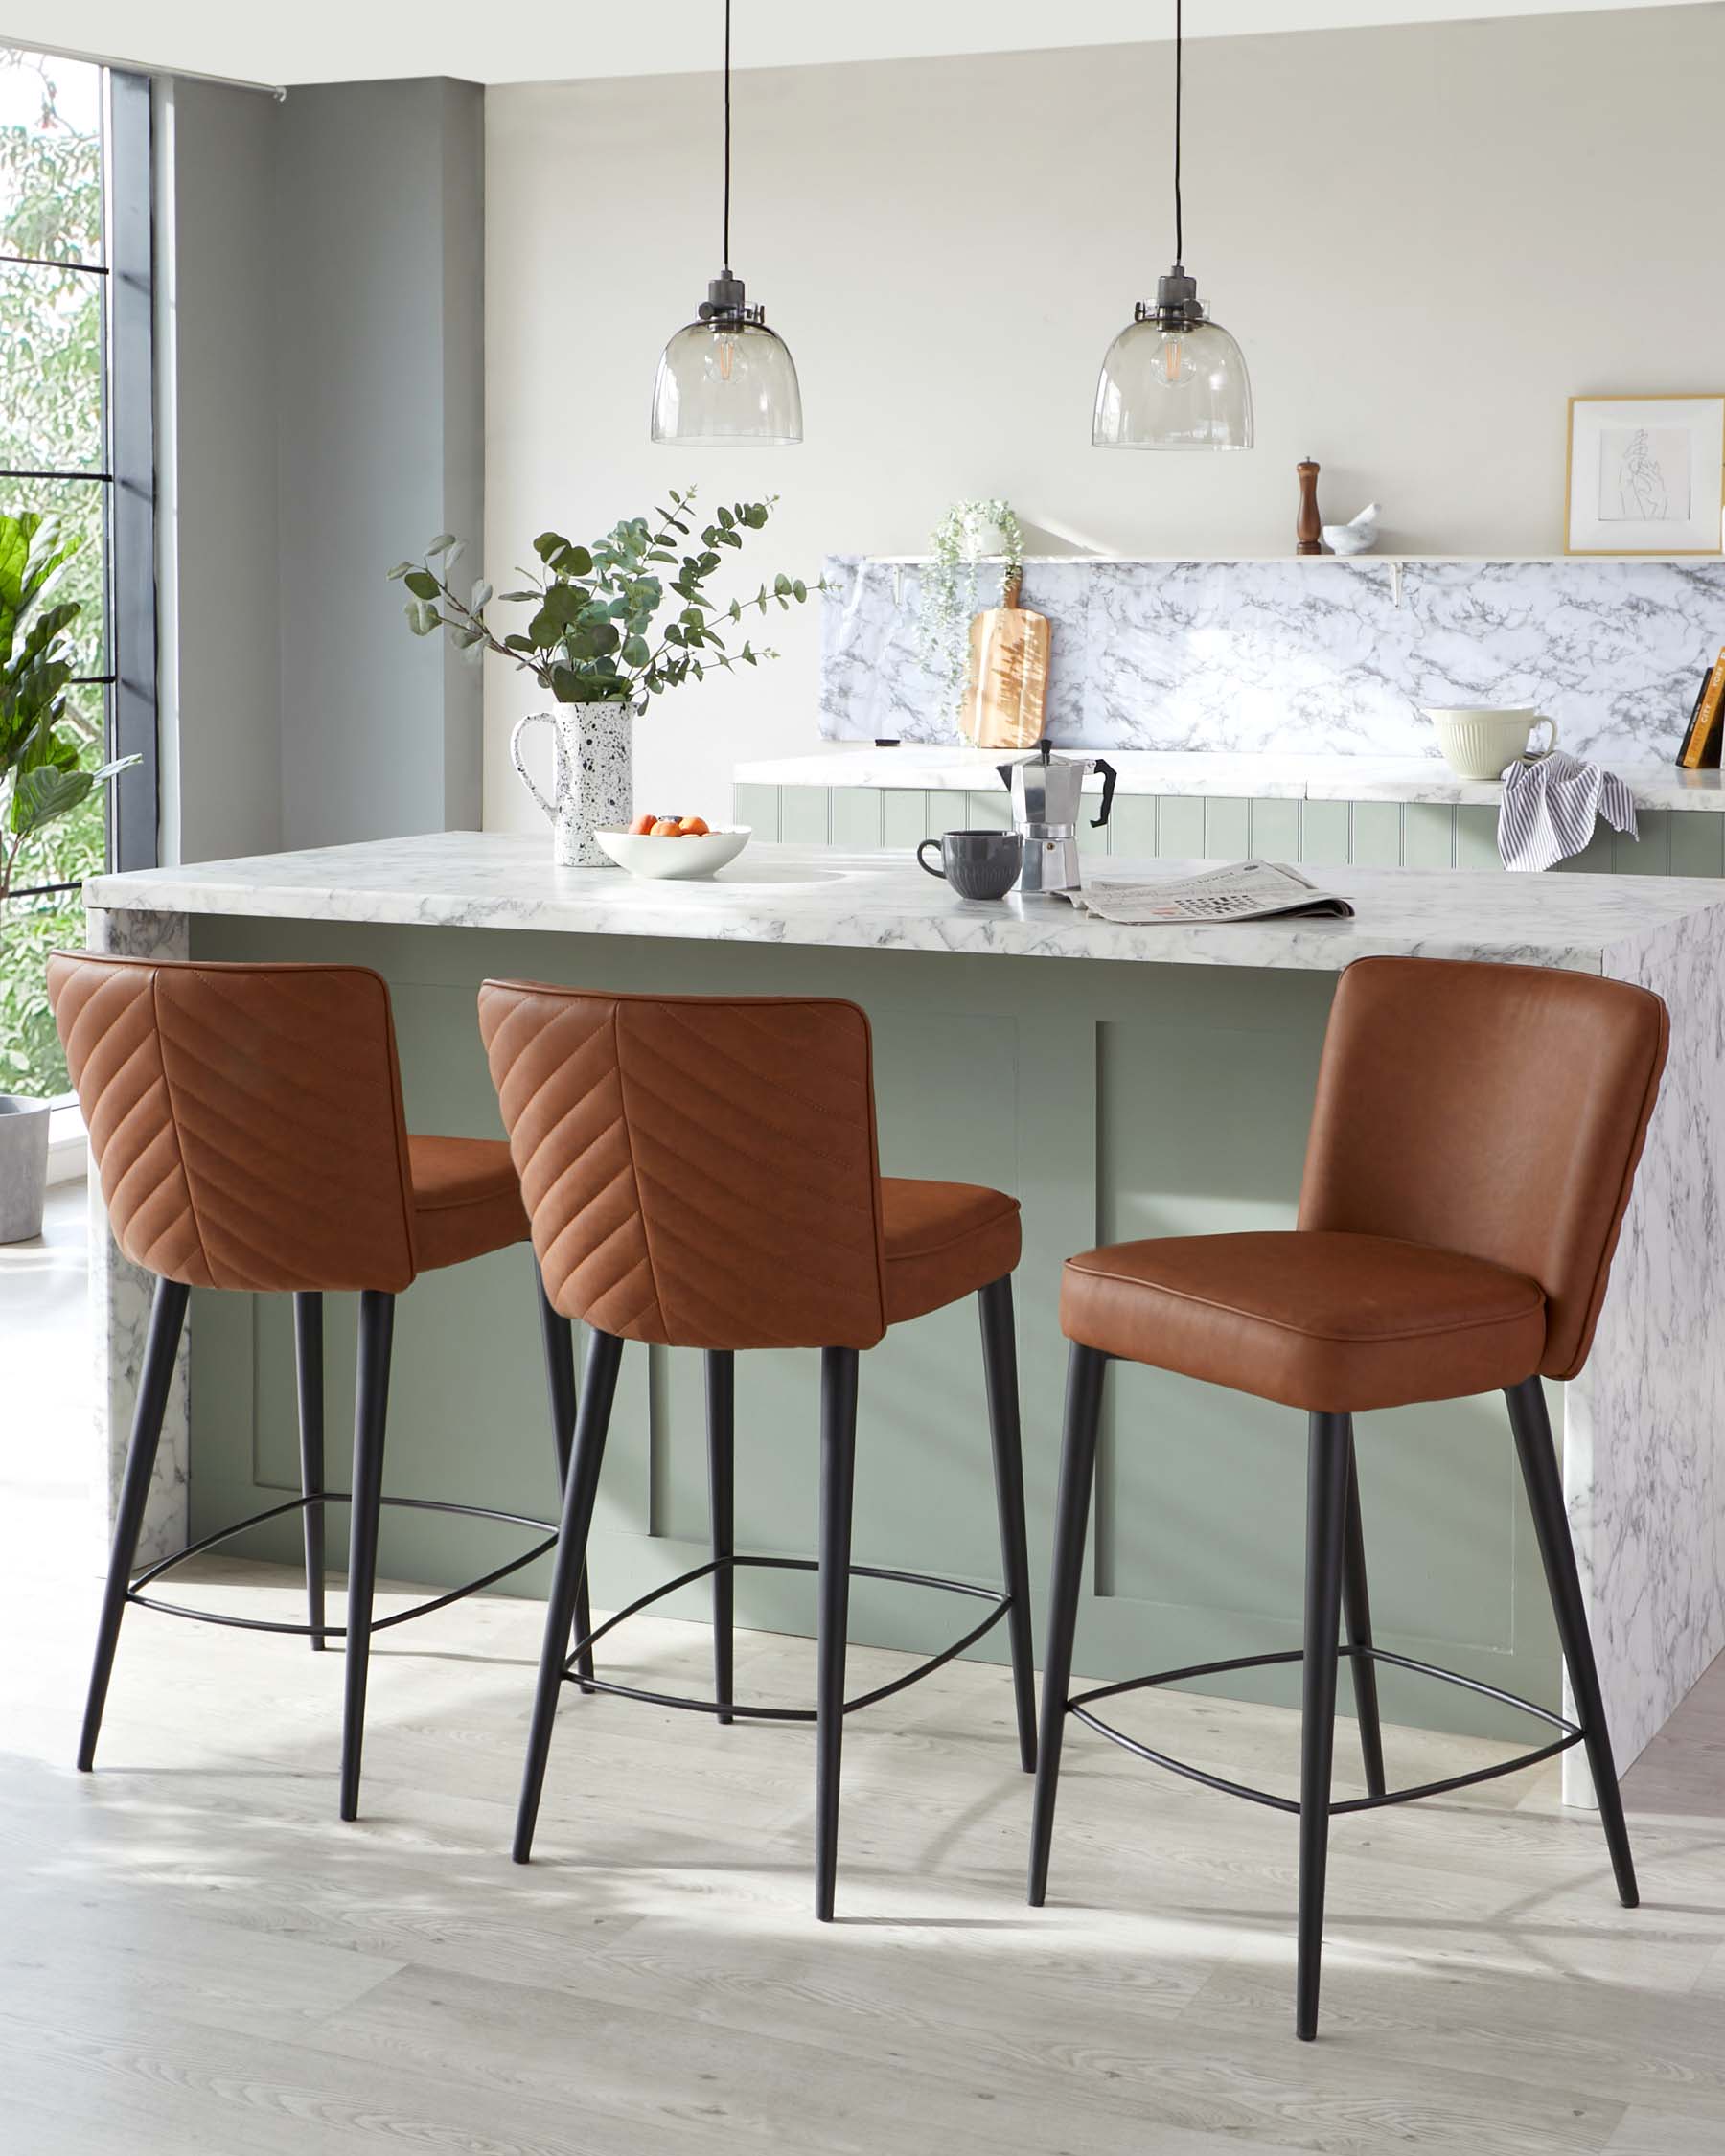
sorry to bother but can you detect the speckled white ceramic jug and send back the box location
[510,704,633,868]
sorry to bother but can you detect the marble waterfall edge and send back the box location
[819,556,1725,765]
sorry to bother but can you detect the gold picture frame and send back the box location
[1565,393,1725,556]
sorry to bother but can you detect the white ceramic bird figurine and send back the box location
[1322,503,1380,556]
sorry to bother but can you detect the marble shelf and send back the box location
[736,745,1725,814]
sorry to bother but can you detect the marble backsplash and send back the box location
[819,556,1725,765]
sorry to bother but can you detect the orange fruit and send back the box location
[629,812,656,836]
[677,815,710,837]
[649,818,681,837]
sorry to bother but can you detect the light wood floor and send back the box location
[3,1529,1723,2156]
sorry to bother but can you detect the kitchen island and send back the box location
[82,834,1725,1802]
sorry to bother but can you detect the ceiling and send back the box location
[0,0,1713,89]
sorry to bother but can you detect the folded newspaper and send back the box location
[1062,860,1355,926]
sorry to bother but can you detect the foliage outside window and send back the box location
[0,50,106,1099]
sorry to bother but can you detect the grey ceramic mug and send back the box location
[917,828,1024,901]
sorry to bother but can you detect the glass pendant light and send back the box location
[651,0,802,447]
[1093,0,1253,451]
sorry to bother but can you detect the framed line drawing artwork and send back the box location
[1566,394,1725,555]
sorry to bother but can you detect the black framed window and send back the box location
[0,50,153,1096]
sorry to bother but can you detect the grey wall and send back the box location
[484,3,1725,823]
[156,77,282,865]
[275,79,484,848]
[157,75,484,864]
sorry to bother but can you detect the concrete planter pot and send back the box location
[0,1093,52,1243]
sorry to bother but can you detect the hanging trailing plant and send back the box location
[916,499,1024,717]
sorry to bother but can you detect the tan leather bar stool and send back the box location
[477,982,1037,1919]
[1028,955,1668,2040]
[48,954,593,1819]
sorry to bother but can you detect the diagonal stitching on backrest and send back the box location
[148,966,216,1285]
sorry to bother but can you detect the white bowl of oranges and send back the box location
[595,814,751,881]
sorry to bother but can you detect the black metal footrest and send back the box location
[564,1552,1011,1722]
[126,1491,560,1640]
[1068,1643,1584,1816]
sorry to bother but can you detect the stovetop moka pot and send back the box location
[997,741,1118,897]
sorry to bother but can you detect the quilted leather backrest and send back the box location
[1300,956,1668,1382]
[48,953,420,1294]
[477,981,889,1350]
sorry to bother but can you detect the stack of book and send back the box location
[1676,646,1725,769]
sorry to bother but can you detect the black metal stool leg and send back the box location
[707,1349,736,1725]
[293,1292,327,1652]
[1340,1435,1386,1799]
[78,1275,189,1773]
[1028,1343,1106,1906]
[536,1270,593,1692]
[816,1345,859,1922]
[1505,1375,1639,1908]
[515,1328,623,1865]
[1298,1410,1351,2041]
[978,1277,1037,1774]
[339,1289,395,1823]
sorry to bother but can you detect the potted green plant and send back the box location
[0,510,134,1241]
[392,487,820,866]
[916,499,1024,729]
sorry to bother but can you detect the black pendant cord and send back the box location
[1173,0,1184,264]
[722,0,732,275]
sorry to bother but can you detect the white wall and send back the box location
[483,3,1725,826]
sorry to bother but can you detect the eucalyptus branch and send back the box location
[390,484,825,712]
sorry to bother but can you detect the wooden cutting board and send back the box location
[961,567,1049,750]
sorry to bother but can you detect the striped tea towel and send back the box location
[1498,751,1637,872]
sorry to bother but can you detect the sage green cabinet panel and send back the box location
[1350,801,1402,867]
[1403,803,1454,869]
[1157,796,1206,860]
[1612,814,1668,875]
[732,782,780,840]
[965,788,1014,833]
[1108,797,1158,861]
[1203,796,1251,859]
[1298,801,1350,867]
[881,790,928,851]
[189,913,1558,1742]
[1454,806,1501,872]
[1671,814,1725,878]
[779,787,831,845]
[1249,798,1300,861]
[754,782,1725,885]
[831,787,884,849]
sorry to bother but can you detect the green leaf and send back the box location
[793,579,807,602]
[426,533,458,556]
[385,562,414,582]
[533,531,570,562]
[13,764,91,833]
[404,599,441,635]
[773,572,792,597]
[471,580,493,612]
[622,635,651,667]
[402,570,440,601]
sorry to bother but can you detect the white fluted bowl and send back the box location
[595,825,751,880]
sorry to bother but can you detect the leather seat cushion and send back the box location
[1061,1230,1546,1412]
[882,1179,1021,1324]
[409,1135,530,1273]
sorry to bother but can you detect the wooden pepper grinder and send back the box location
[1296,460,1325,556]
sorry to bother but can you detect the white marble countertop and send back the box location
[736,745,1725,813]
[86,831,1725,978]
